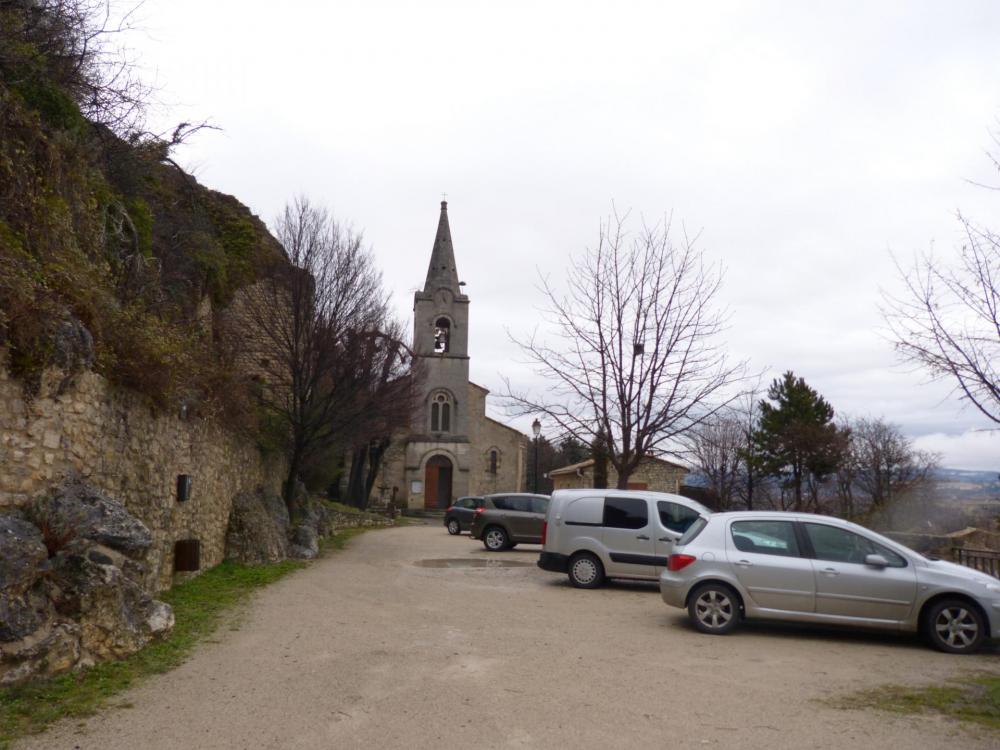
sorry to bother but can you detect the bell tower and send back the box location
[413,200,470,437]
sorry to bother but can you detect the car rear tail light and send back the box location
[445,506,453,513]
[667,554,696,572]
[474,507,485,514]
[541,521,547,546]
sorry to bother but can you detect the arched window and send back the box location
[430,392,453,432]
[434,318,451,354]
[489,449,499,474]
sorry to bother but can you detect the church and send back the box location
[372,201,528,509]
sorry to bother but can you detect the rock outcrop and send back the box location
[224,489,289,564]
[0,480,173,686]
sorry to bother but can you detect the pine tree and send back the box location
[753,371,844,511]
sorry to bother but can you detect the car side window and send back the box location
[530,497,549,514]
[490,496,509,511]
[803,523,906,567]
[509,497,533,512]
[730,521,801,557]
[456,498,471,509]
[657,501,700,534]
[603,497,648,529]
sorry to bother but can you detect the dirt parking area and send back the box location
[18,524,1000,749]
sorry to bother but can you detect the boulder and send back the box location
[39,478,153,559]
[48,548,173,660]
[0,484,173,686]
[288,524,319,559]
[0,516,49,642]
[0,516,47,596]
[0,622,81,687]
[225,489,289,564]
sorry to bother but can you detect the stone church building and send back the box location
[372,202,528,509]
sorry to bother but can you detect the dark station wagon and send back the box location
[443,496,485,535]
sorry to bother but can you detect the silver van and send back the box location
[538,489,711,588]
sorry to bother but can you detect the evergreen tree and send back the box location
[753,371,844,511]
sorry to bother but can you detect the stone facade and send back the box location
[0,363,282,591]
[549,457,688,493]
[370,202,527,509]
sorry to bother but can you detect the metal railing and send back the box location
[953,547,1000,578]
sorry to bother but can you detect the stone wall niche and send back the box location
[173,539,201,572]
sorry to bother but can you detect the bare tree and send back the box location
[239,198,415,510]
[1,0,152,135]
[883,214,1000,425]
[342,316,422,508]
[839,416,939,515]
[504,209,747,488]
[681,410,747,510]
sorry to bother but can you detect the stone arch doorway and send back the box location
[424,455,453,510]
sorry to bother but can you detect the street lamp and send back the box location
[531,418,542,494]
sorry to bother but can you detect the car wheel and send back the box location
[483,526,508,552]
[568,552,605,589]
[446,518,461,535]
[688,583,740,635]
[924,598,986,654]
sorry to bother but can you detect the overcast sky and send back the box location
[126,0,1000,470]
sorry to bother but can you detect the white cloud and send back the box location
[913,429,1000,471]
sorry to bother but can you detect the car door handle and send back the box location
[657,537,674,543]
[822,567,839,576]
[735,559,753,568]
[636,534,650,540]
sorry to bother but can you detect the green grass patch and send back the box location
[326,500,365,514]
[838,673,1000,730]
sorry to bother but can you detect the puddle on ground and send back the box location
[414,558,535,569]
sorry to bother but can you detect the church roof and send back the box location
[423,200,461,294]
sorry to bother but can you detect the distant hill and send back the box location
[933,468,1000,502]
[933,468,1000,484]
[682,468,1000,503]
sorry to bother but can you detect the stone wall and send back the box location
[550,458,688,493]
[0,364,282,591]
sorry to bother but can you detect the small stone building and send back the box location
[548,456,688,493]
[371,202,528,509]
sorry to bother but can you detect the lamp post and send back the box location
[531,418,542,494]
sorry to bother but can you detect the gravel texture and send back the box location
[17,524,1000,749]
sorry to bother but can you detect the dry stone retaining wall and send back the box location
[0,365,282,591]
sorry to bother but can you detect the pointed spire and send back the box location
[423,200,461,294]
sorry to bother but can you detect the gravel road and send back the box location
[18,524,1000,749]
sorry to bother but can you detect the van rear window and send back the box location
[677,516,708,546]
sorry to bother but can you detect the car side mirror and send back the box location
[864,554,889,568]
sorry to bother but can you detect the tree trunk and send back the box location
[345,445,369,508]
[362,439,390,509]
[792,461,803,512]
[283,449,303,515]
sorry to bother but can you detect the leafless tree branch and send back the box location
[503,207,749,487]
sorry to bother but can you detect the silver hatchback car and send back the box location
[659,511,1000,653]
